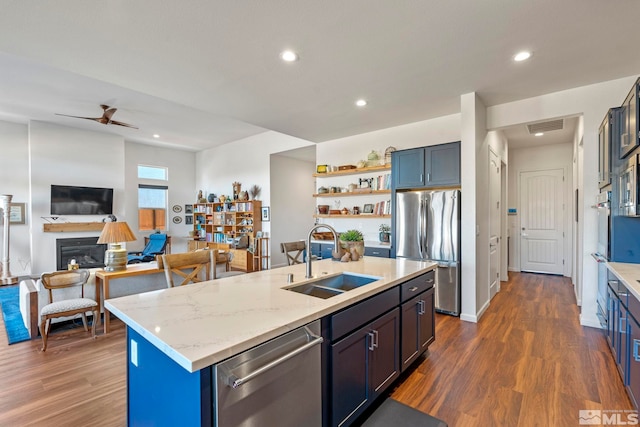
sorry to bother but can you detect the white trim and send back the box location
[477,299,490,320]
[580,313,602,329]
[460,313,478,323]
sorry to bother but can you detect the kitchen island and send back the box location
[106,257,436,426]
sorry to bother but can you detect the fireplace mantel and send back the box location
[43,222,106,232]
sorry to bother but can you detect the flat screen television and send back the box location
[51,185,114,215]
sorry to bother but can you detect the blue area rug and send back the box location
[0,286,31,344]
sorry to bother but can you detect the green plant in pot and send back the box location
[379,223,391,243]
[340,229,365,261]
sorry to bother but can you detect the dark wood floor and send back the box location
[0,272,632,426]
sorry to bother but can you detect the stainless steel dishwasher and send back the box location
[214,320,323,427]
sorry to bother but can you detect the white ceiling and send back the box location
[502,116,579,150]
[0,1,638,151]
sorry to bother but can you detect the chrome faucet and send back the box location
[306,224,339,278]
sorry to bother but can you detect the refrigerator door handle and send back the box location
[418,197,425,258]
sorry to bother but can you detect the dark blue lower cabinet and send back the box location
[127,327,212,427]
[401,287,435,372]
[628,317,640,407]
[330,308,399,427]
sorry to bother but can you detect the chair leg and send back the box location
[39,318,48,351]
[90,309,98,339]
[81,313,89,331]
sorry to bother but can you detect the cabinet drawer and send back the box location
[400,270,435,303]
[330,287,399,341]
[364,247,390,258]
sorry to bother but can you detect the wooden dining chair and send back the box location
[280,241,307,265]
[39,269,99,351]
[161,250,215,288]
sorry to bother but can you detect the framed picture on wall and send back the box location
[185,215,193,225]
[261,206,270,222]
[185,204,193,214]
[0,203,26,225]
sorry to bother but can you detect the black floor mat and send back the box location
[361,398,448,427]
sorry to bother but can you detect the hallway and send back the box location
[392,272,634,426]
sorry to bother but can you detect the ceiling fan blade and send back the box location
[55,113,102,120]
[109,119,139,129]
[103,108,117,121]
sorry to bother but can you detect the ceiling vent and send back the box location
[527,119,564,134]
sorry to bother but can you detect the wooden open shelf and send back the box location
[313,164,390,178]
[43,222,106,232]
[313,214,391,219]
[314,189,391,197]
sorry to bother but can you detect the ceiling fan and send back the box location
[56,104,138,129]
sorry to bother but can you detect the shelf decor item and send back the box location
[232,182,242,200]
[384,146,396,165]
[379,223,391,243]
[249,184,261,200]
[339,229,364,261]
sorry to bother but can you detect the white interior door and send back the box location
[520,169,565,274]
[489,149,500,299]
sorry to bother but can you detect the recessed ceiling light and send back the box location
[153,134,160,138]
[280,50,298,62]
[535,132,544,137]
[355,99,367,107]
[514,51,532,62]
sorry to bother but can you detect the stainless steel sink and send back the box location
[285,273,381,299]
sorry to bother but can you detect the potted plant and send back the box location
[339,229,365,261]
[379,224,391,243]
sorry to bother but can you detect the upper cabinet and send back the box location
[600,108,623,189]
[392,141,460,190]
[620,78,639,159]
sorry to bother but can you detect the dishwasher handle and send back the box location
[226,329,324,389]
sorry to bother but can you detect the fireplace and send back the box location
[56,237,107,271]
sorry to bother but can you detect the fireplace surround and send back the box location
[56,237,106,271]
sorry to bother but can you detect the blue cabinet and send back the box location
[620,78,640,159]
[330,308,400,427]
[401,287,435,372]
[364,247,391,258]
[600,108,623,189]
[310,242,335,259]
[392,142,460,190]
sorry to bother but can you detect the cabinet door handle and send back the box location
[373,330,379,349]
[368,332,375,351]
[426,173,431,182]
[634,339,640,362]
[409,286,419,292]
[418,300,426,315]
[426,279,434,284]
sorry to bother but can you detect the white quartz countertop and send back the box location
[105,257,435,373]
[607,262,640,301]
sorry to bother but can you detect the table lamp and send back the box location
[97,221,137,272]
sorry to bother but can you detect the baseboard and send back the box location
[580,313,603,329]
[460,313,478,323]
[508,267,520,272]
[477,299,490,320]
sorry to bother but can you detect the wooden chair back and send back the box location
[40,269,91,303]
[280,241,307,265]
[161,250,215,288]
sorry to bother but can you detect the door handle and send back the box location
[373,330,379,349]
[368,332,375,351]
[225,328,324,388]
[418,300,425,315]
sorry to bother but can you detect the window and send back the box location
[137,165,169,231]
[138,165,168,180]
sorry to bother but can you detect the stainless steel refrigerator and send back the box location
[395,189,460,315]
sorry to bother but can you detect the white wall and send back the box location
[270,154,316,267]
[507,143,574,277]
[196,131,314,261]
[124,142,197,254]
[29,121,126,274]
[488,74,638,327]
[0,120,30,276]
